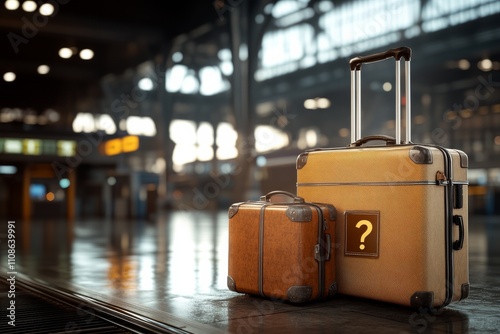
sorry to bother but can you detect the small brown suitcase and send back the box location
[227,191,337,303]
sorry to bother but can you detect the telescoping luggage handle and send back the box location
[349,46,412,145]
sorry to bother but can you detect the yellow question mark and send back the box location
[356,220,373,250]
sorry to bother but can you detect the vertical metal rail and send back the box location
[395,60,401,144]
[405,60,411,143]
[350,70,356,143]
[356,70,361,141]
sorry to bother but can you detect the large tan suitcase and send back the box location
[296,47,469,310]
[227,191,337,303]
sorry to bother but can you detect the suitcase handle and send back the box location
[349,46,411,70]
[349,135,396,147]
[453,215,464,251]
[260,191,305,203]
[350,46,412,145]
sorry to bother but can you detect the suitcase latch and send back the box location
[315,234,331,261]
[436,171,448,185]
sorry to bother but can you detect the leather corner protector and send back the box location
[328,282,338,296]
[460,283,470,301]
[458,150,468,168]
[410,291,434,310]
[227,276,236,291]
[296,153,308,169]
[228,205,239,219]
[409,146,433,164]
[287,286,312,303]
[327,205,337,221]
[286,205,312,222]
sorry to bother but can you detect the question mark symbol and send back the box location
[356,220,373,250]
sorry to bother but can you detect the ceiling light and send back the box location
[172,52,183,62]
[3,72,16,82]
[39,3,54,15]
[5,0,20,10]
[37,65,50,75]
[304,98,317,109]
[138,77,154,91]
[79,48,94,60]
[59,47,73,59]
[458,59,470,70]
[316,97,331,108]
[22,0,37,12]
[478,59,493,71]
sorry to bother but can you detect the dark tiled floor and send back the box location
[1,212,499,333]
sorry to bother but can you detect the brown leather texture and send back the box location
[297,145,469,307]
[228,201,336,302]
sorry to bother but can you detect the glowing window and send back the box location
[23,139,41,155]
[254,125,289,153]
[165,64,188,92]
[5,139,22,154]
[125,116,156,137]
[57,140,76,157]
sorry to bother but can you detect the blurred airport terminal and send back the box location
[1,0,499,220]
[0,1,500,333]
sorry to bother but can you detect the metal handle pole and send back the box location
[405,60,411,144]
[350,70,356,143]
[395,60,401,144]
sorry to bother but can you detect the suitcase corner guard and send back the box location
[460,283,470,301]
[228,204,239,219]
[227,276,236,292]
[286,205,312,222]
[296,153,308,169]
[328,282,338,297]
[287,286,313,303]
[410,291,434,310]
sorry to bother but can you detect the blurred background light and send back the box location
[5,0,19,10]
[59,178,71,189]
[138,77,154,91]
[59,47,73,59]
[172,52,183,62]
[458,59,470,70]
[107,176,117,186]
[478,58,493,71]
[0,165,17,174]
[45,192,55,201]
[79,49,94,60]
[37,65,50,75]
[3,72,16,82]
[39,2,54,15]
[383,82,393,92]
[22,0,36,12]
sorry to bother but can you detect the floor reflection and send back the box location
[0,212,498,333]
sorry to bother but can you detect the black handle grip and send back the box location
[349,135,396,147]
[349,46,412,70]
[260,191,304,203]
[453,215,464,251]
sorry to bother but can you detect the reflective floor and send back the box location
[1,211,499,333]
